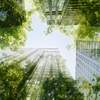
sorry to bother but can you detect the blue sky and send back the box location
[24,13,76,78]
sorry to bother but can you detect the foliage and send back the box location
[0,26,27,50]
[0,54,37,100]
[0,0,36,50]
[42,73,84,100]
[69,0,100,26]
[0,59,24,100]
[77,76,100,100]
[44,25,55,35]
[0,0,26,28]
[32,0,46,22]
[75,25,100,40]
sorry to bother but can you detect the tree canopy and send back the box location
[0,0,26,28]
[0,26,27,50]
[0,59,24,100]
[77,75,100,100]
[42,73,84,100]
[0,0,35,50]
[0,53,38,100]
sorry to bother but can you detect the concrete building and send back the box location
[75,40,100,83]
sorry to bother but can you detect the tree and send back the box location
[0,59,24,100]
[69,0,100,26]
[42,73,84,100]
[0,53,38,100]
[0,0,26,28]
[0,0,35,50]
[0,50,45,100]
[0,26,27,50]
[0,26,32,52]
[75,25,100,40]
[77,75,100,100]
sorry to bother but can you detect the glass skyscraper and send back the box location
[75,40,100,83]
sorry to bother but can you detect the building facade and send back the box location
[75,40,100,83]
[25,48,71,100]
[38,0,78,25]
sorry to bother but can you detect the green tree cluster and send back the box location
[0,26,27,50]
[0,0,26,28]
[77,75,100,100]
[42,73,84,100]
[0,54,37,100]
[0,59,24,100]
[59,0,100,40]
[69,0,100,26]
[42,74,100,100]
[0,0,35,50]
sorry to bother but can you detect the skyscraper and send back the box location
[75,40,100,83]
[37,0,80,25]
[36,0,100,26]
[0,48,71,100]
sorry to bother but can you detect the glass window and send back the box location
[52,7,56,11]
[96,65,99,70]
[52,15,55,20]
[93,63,95,68]
[99,68,100,71]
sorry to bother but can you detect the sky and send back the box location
[24,13,76,78]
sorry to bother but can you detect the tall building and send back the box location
[75,40,100,83]
[38,0,78,25]
[0,48,71,100]
[37,0,100,26]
